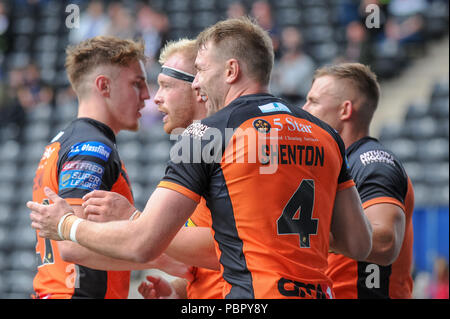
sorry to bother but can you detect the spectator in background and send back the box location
[136,4,169,65]
[0,63,54,131]
[104,2,136,40]
[270,26,315,105]
[384,0,427,47]
[0,0,10,104]
[226,1,247,19]
[429,257,449,299]
[69,0,109,44]
[251,0,281,58]
[0,1,8,53]
[336,20,373,65]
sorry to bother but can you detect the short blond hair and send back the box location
[314,63,380,111]
[159,38,197,72]
[196,17,274,86]
[65,36,146,96]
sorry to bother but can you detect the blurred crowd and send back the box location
[0,0,447,137]
[0,0,448,299]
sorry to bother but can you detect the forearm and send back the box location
[75,218,147,263]
[362,203,406,266]
[363,223,402,266]
[58,240,159,271]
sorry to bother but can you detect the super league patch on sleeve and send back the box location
[59,160,106,191]
[67,141,112,162]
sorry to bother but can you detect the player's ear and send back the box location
[95,75,111,97]
[194,87,203,103]
[340,100,353,121]
[225,59,239,84]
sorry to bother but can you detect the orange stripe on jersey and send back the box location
[362,196,406,212]
[186,199,223,299]
[158,181,201,203]
[65,198,84,206]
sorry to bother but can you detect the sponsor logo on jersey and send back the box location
[184,218,197,227]
[258,102,292,114]
[60,170,103,191]
[62,160,104,175]
[277,277,333,299]
[182,122,210,139]
[253,119,271,134]
[68,141,111,162]
[359,149,396,167]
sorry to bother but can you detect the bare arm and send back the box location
[165,226,220,271]
[363,203,405,266]
[57,205,193,279]
[81,189,220,270]
[29,187,199,264]
[330,186,372,261]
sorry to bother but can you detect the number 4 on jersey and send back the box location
[277,179,318,248]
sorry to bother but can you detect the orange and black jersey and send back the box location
[159,93,355,299]
[326,137,414,299]
[32,118,133,299]
[185,198,223,299]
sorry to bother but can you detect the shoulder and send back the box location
[347,137,404,173]
[57,118,116,158]
[347,137,409,199]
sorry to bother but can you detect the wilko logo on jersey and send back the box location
[68,141,111,161]
[253,119,271,134]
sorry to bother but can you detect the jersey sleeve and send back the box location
[351,155,407,210]
[57,141,120,205]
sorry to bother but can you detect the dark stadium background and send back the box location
[0,0,448,299]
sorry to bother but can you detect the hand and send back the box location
[27,187,73,241]
[82,190,136,222]
[138,275,178,299]
[150,253,194,282]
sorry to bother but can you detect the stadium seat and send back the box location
[11,16,35,35]
[302,25,334,45]
[402,117,437,140]
[383,138,418,163]
[22,122,51,143]
[429,97,449,119]
[138,140,171,163]
[4,270,34,295]
[0,140,21,163]
[191,11,218,29]
[191,0,216,11]
[8,250,36,272]
[405,102,429,120]
[0,164,18,185]
[301,6,330,27]
[166,0,191,13]
[417,138,449,163]
[274,8,302,27]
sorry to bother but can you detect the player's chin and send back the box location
[127,121,140,132]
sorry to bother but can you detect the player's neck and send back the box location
[77,98,116,135]
[340,125,370,150]
[225,80,269,106]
